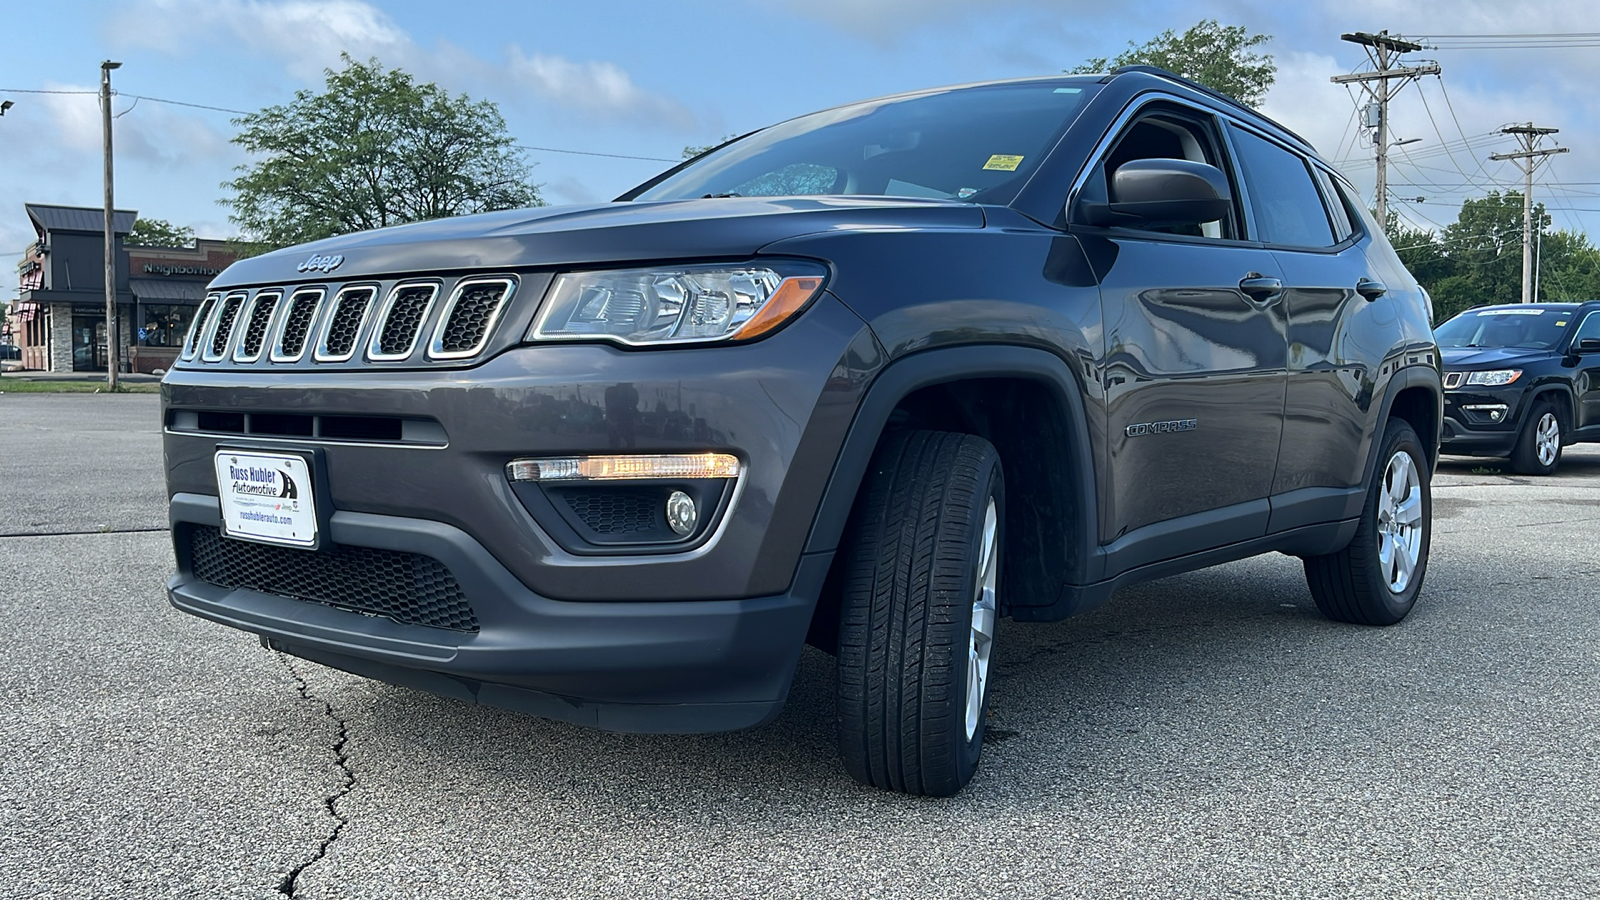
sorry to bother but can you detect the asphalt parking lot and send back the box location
[2,392,1597,899]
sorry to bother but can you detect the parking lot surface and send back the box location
[2,393,1597,899]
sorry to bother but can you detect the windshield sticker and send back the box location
[1054,87,1083,94]
[1476,309,1544,315]
[983,154,1024,171]
[1556,321,1568,326]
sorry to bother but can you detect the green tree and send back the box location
[1068,20,1275,108]
[126,218,196,248]
[224,55,541,252]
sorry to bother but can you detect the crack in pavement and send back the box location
[276,655,355,899]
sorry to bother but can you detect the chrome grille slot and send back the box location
[315,285,377,362]
[233,290,282,362]
[369,283,439,361]
[181,293,220,361]
[202,292,247,361]
[431,277,516,359]
[272,288,325,362]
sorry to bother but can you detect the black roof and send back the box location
[26,203,138,236]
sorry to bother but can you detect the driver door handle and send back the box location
[1239,275,1283,302]
[1357,277,1388,301]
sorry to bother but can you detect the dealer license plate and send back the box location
[214,450,319,548]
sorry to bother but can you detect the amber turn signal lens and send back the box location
[731,276,825,341]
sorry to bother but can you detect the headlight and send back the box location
[1464,369,1522,386]
[528,263,826,346]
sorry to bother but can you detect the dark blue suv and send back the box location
[1436,301,1600,473]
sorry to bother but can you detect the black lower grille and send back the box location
[186,526,479,631]
[564,488,661,534]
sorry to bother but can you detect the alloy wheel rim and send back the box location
[1375,450,1424,595]
[1536,413,1560,467]
[965,499,998,742]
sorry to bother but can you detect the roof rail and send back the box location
[1103,65,1313,150]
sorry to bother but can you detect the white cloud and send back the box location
[113,0,408,79]
[109,0,699,130]
[504,48,697,129]
[34,83,234,169]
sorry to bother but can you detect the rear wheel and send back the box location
[1510,403,1563,475]
[836,430,1002,797]
[1304,418,1430,625]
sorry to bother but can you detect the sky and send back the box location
[3,0,1599,298]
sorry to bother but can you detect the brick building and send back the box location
[12,204,236,374]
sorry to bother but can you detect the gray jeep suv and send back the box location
[164,68,1442,795]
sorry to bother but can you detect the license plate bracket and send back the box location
[214,448,321,549]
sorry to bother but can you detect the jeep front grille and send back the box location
[234,291,280,361]
[316,286,376,361]
[272,288,324,361]
[371,283,439,360]
[186,525,479,632]
[179,272,524,369]
[182,293,219,360]
[432,278,516,358]
[203,293,246,360]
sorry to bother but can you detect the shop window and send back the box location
[142,304,195,347]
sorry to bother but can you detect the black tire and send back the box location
[1510,401,1563,475]
[836,430,1003,797]
[1304,418,1431,626]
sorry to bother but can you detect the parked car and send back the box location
[161,67,1441,795]
[1435,301,1600,473]
[0,343,20,361]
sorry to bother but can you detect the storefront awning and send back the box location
[129,278,209,303]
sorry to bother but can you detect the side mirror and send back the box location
[1574,337,1600,354]
[1078,158,1233,228]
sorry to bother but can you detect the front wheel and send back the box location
[1510,403,1563,475]
[835,430,1003,797]
[1303,418,1431,625]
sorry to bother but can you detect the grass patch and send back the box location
[0,379,160,394]
[1470,465,1502,475]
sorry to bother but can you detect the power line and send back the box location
[121,93,250,115]
[0,83,682,164]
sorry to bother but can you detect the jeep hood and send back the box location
[1440,346,1553,368]
[212,197,986,287]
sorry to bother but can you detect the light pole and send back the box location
[101,60,121,390]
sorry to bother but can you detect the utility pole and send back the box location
[1490,124,1568,303]
[1331,32,1440,233]
[101,59,122,390]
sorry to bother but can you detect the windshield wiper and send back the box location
[701,192,742,198]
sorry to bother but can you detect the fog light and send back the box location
[666,490,697,536]
[1463,403,1509,424]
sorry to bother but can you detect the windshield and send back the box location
[1434,307,1575,350]
[627,82,1096,205]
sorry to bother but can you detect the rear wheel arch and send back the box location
[1373,367,1442,477]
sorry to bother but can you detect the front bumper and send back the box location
[169,493,832,732]
[1440,386,1525,456]
[162,293,884,731]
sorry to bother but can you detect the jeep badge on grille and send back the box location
[297,253,345,274]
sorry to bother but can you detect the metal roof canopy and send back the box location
[25,203,138,236]
[129,278,209,302]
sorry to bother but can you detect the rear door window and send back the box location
[1228,126,1336,248]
